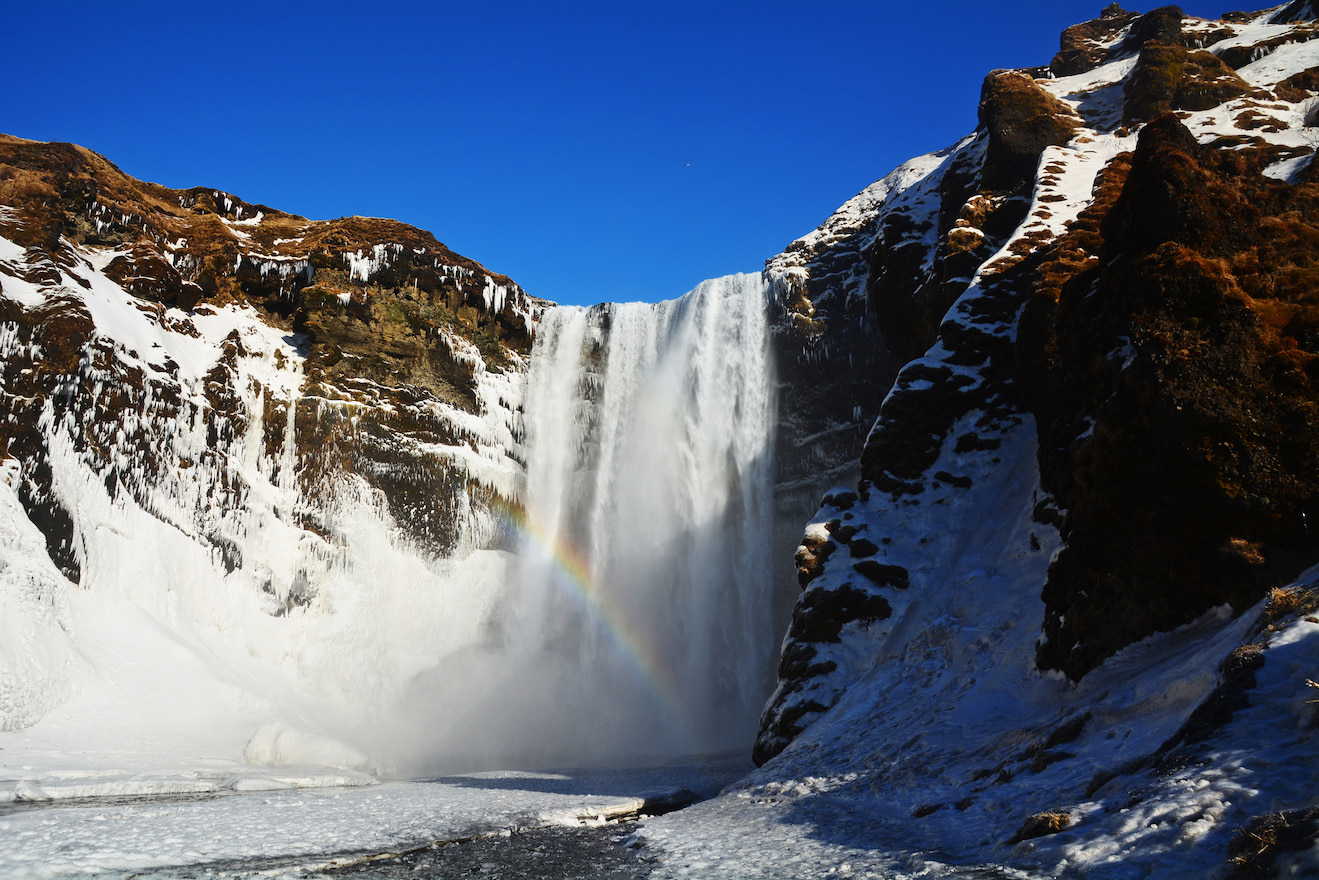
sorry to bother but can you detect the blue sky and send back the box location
[10,1,1230,306]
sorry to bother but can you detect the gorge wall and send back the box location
[0,135,547,754]
[678,3,1319,877]
[756,1,1319,764]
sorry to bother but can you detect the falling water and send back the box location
[406,273,776,768]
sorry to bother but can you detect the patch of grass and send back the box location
[1227,808,1319,879]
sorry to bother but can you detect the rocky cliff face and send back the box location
[0,136,549,734]
[691,4,1319,875]
[757,2,1319,765]
[0,134,540,583]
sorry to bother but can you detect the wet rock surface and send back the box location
[316,824,652,880]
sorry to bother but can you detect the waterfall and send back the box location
[406,273,777,768]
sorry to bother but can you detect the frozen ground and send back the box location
[0,757,747,879]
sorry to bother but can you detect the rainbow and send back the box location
[488,495,701,754]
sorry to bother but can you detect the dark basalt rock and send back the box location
[933,470,973,489]
[1024,114,1319,679]
[1124,42,1257,124]
[848,537,880,558]
[1119,5,1185,54]
[790,583,893,646]
[776,642,837,683]
[852,560,910,589]
[752,696,832,767]
[1050,5,1140,77]
[825,518,864,543]
[821,488,857,510]
[1044,713,1090,749]
[1270,0,1318,23]
[104,245,202,309]
[977,71,1081,195]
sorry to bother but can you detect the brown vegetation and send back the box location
[1008,810,1073,844]
[1021,113,1319,679]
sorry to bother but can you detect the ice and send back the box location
[242,722,372,771]
[0,759,747,879]
[0,461,85,733]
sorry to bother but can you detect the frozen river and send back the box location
[0,758,745,879]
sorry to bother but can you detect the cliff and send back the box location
[735,3,1319,876]
[0,134,549,741]
[0,134,540,578]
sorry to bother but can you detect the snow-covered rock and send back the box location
[725,4,1319,877]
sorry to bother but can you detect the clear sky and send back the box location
[9,1,1232,306]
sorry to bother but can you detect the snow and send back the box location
[1041,55,1140,130]
[242,722,372,771]
[0,461,85,733]
[0,265,46,310]
[0,758,747,879]
[1264,150,1315,180]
